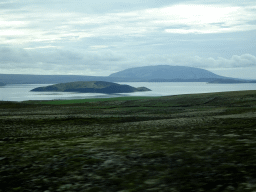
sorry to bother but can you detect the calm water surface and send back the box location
[0,82,256,102]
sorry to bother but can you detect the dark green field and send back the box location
[1,90,256,192]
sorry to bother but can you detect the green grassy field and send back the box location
[1,90,256,192]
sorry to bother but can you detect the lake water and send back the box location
[0,82,256,102]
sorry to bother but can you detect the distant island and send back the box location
[31,81,151,94]
[0,82,6,86]
[1,65,256,84]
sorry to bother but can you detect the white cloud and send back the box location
[0,44,255,76]
[130,54,256,69]
[214,54,256,68]
[1,2,256,46]
[160,4,256,34]
[188,54,256,68]
[89,45,109,49]
[0,46,125,75]
[24,46,59,50]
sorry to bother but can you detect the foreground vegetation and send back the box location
[1,90,256,192]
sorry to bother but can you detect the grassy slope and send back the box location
[24,96,156,105]
[1,90,256,192]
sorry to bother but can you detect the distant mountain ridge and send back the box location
[1,65,255,84]
[109,65,223,80]
[31,81,151,94]
[208,79,256,84]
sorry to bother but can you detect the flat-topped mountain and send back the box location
[109,65,224,81]
[31,81,151,94]
[1,65,255,84]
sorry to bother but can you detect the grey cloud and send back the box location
[25,0,184,14]
[127,54,256,69]
[0,46,126,75]
[224,54,256,67]
[2,1,256,47]
[183,54,256,68]
[0,1,25,9]
[0,47,30,63]
[1,45,255,76]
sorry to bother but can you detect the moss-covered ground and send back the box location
[1,90,256,192]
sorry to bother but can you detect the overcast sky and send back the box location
[1,0,256,79]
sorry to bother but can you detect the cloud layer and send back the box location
[0,0,256,78]
[1,2,256,45]
[1,44,255,76]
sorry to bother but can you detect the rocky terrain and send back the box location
[1,90,256,191]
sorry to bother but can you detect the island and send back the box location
[0,82,6,86]
[31,81,151,94]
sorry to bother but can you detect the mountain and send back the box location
[1,65,255,84]
[109,65,224,81]
[31,81,151,94]
[0,82,6,86]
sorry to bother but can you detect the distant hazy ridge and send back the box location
[1,65,255,84]
[109,65,222,80]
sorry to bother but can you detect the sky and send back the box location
[1,0,256,79]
